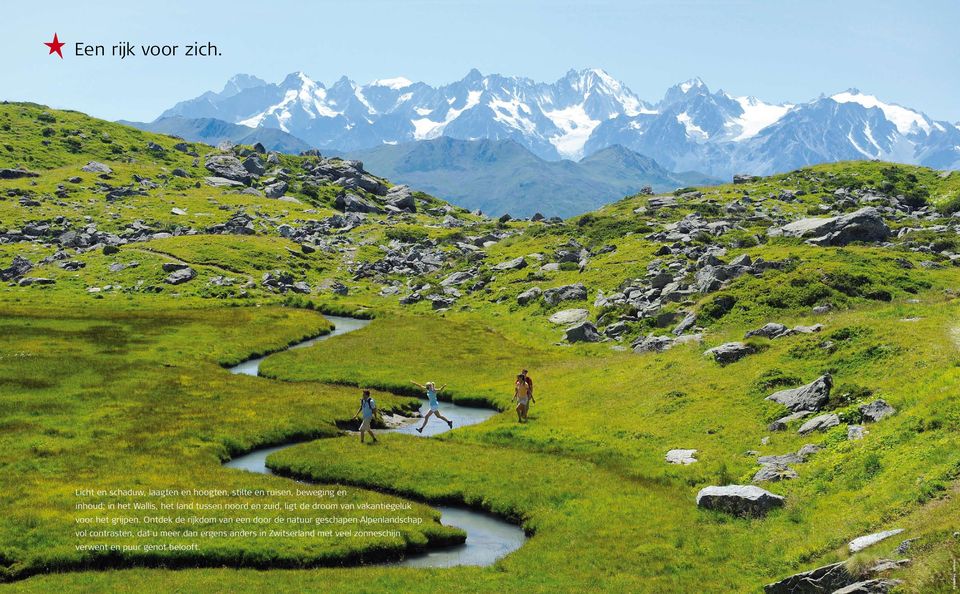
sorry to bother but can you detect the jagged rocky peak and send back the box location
[156,69,960,176]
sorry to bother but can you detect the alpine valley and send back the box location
[127,69,960,217]
[4,100,960,593]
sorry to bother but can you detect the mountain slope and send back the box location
[5,103,960,593]
[158,70,960,178]
[120,116,314,154]
[349,138,713,217]
[159,68,655,160]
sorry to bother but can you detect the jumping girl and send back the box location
[410,380,454,433]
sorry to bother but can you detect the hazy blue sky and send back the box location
[1,0,957,122]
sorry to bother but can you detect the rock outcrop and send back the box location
[797,413,840,435]
[549,309,589,325]
[696,485,784,517]
[766,375,832,412]
[204,154,252,184]
[773,207,890,246]
[849,529,905,553]
[565,321,600,343]
[665,449,697,465]
[763,562,853,594]
[859,399,896,423]
[704,342,755,364]
[543,283,587,306]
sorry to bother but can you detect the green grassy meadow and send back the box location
[2,103,960,592]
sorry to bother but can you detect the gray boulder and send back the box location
[632,335,675,354]
[763,562,853,594]
[704,342,755,364]
[428,295,456,309]
[549,309,589,325]
[517,286,542,305]
[164,267,196,285]
[859,399,896,423]
[335,192,383,214]
[205,176,245,188]
[869,559,911,574]
[0,255,34,281]
[81,161,112,174]
[565,321,600,343]
[386,185,416,212]
[848,425,868,440]
[745,322,789,339]
[0,168,39,179]
[543,283,587,306]
[649,271,674,289]
[242,155,265,176]
[798,413,840,435]
[695,265,728,293]
[58,231,79,247]
[776,207,890,246]
[290,281,311,294]
[849,529,905,553]
[604,321,629,338]
[752,464,798,483]
[356,175,388,195]
[696,485,784,517]
[757,453,804,466]
[665,449,697,465]
[768,410,814,431]
[399,292,422,305]
[442,214,464,227]
[766,375,832,412]
[673,312,697,336]
[204,154,251,184]
[493,256,527,271]
[734,174,760,184]
[18,277,55,286]
[440,271,475,287]
[833,580,902,594]
[264,180,288,198]
[758,445,819,467]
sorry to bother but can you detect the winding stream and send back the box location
[224,315,526,568]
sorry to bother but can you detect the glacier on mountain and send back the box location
[158,69,960,177]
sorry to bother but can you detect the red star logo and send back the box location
[44,33,65,59]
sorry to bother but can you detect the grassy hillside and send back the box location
[119,116,315,154]
[2,102,960,592]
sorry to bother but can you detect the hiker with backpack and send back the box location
[411,380,453,433]
[352,390,379,444]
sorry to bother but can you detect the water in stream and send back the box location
[224,315,526,567]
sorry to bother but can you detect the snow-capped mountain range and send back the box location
[158,68,960,178]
